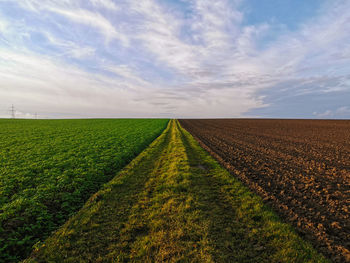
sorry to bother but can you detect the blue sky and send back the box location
[0,0,349,118]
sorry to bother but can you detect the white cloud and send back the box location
[90,0,119,11]
[313,106,350,118]
[3,0,127,44]
[313,110,333,118]
[0,15,7,32]
[119,0,270,117]
[47,7,127,45]
[0,0,349,118]
[336,106,350,115]
[105,65,150,87]
[69,46,96,59]
[191,0,242,49]
[0,48,156,117]
[127,0,199,73]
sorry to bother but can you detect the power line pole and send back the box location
[10,104,15,119]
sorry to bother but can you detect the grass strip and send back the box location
[24,120,328,262]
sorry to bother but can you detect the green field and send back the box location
[0,119,168,262]
[24,120,327,262]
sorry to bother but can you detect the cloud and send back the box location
[69,46,96,59]
[47,7,127,44]
[90,0,119,11]
[313,106,350,119]
[2,0,127,44]
[0,14,7,32]
[127,0,199,73]
[0,48,153,117]
[0,0,349,118]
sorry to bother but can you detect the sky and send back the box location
[0,0,349,119]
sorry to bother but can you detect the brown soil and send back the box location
[179,119,350,263]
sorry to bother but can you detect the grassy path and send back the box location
[25,120,327,262]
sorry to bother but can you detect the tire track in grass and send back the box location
[178,122,265,262]
[109,119,214,262]
[24,120,328,262]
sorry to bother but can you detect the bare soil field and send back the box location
[180,119,350,263]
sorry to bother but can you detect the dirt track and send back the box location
[180,119,350,263]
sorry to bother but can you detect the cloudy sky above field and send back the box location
[0,0,349,118]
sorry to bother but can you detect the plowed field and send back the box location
[179,119,350,263]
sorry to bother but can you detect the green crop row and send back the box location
[0,119,168,262]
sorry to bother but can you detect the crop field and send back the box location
[0,119,168,262]
[1,118,343,262]
[179,119,350,263]
[24,120,326,263]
